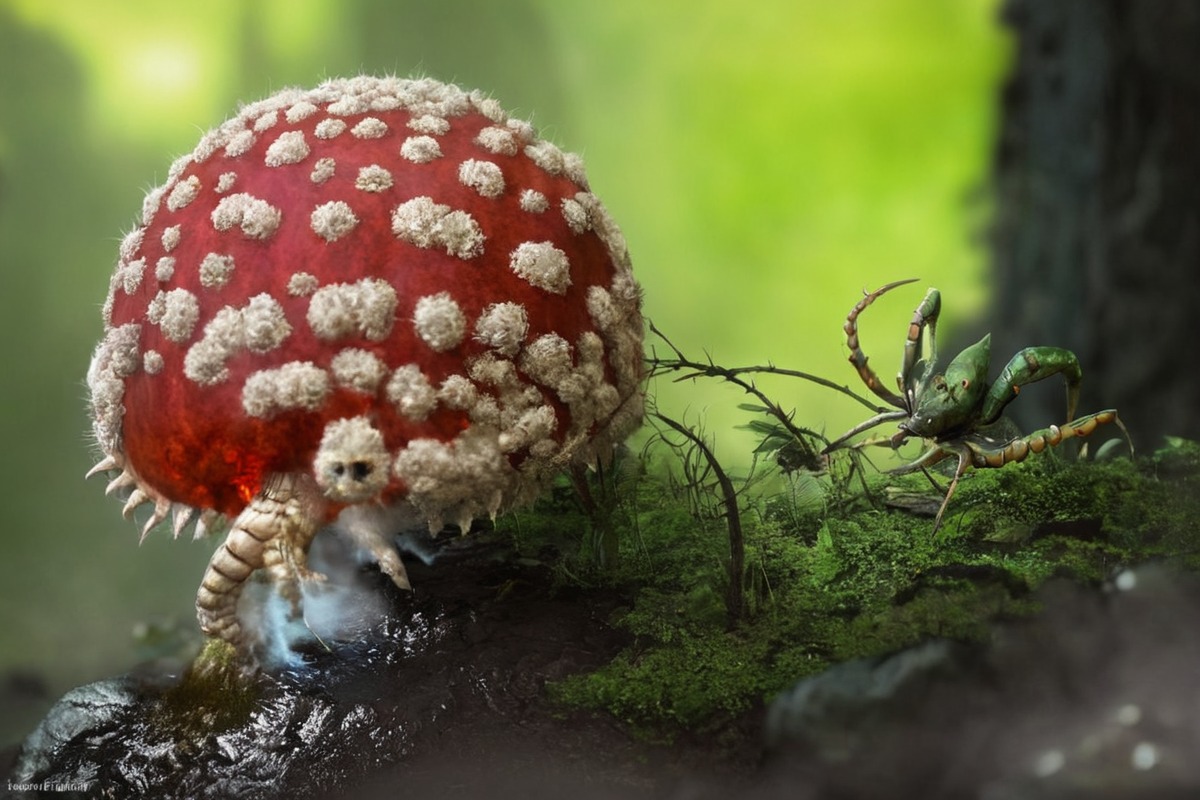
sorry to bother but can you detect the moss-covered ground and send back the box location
[495,436,1200,738]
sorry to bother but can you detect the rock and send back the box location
[761,565,1200,798]
[11,676,143,787]
[764,638,980,760]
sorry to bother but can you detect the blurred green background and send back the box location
[0,0,1006,742]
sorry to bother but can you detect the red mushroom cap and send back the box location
[88,76,643,536]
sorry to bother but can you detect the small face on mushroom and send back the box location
[86,76,644,662]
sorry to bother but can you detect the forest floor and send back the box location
[6,439,1200,798]
[2,536,768,800]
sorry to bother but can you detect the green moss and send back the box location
[552,627,768,732]
[156,638,261,733]
[515,438,1200,739]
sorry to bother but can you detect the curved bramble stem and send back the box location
[647,324,824,456]
[647,322,885,415]
[651,411,744,626]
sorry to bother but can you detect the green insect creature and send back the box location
[823,279,1130,531]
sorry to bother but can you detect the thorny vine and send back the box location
[641,322,889,624]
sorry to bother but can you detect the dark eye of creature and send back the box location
[332,461,373,481]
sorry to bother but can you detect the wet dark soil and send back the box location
[299,536,765,799]
[3,534,763,799]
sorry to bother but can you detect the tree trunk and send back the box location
[988,0,1200,448]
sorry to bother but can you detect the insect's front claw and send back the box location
[296,567,328,584]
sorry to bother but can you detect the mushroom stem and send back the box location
[196,473,326,647]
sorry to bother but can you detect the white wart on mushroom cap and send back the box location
[88,75,644,534]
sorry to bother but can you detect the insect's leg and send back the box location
[260,512,327,618]
[883,443,963,533]
[888,442,954,476]
[900,288,941,400]
[931,447,972,535]
[980,347,1082,426]
[844,279,917,408]
[822,409,908,454]
[919,466,947,494]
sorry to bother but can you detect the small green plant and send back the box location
[521,323,1200,740]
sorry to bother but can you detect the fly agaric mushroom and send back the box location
[86,76,643,659]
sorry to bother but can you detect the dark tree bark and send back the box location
[988,0,1200,447]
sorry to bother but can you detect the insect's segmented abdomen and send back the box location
[195,475,322,645]
[195,510,274,643]
[970,410,1124,469]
